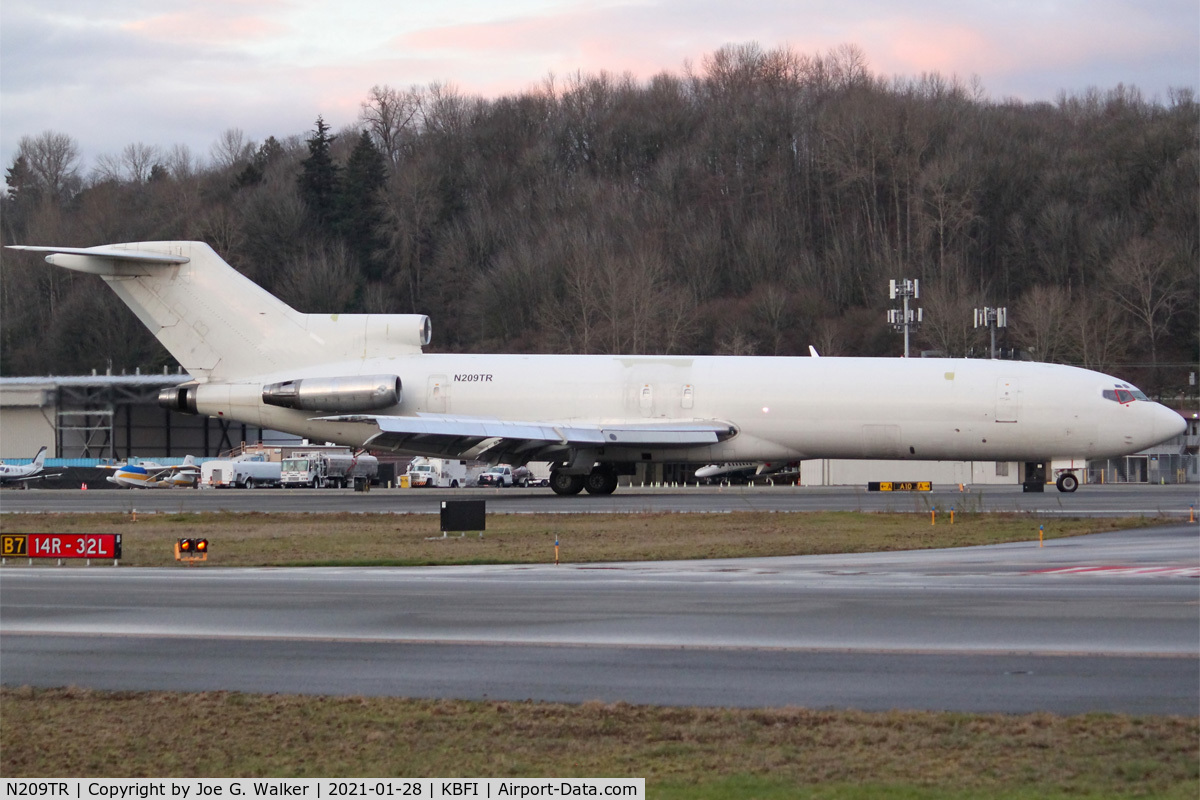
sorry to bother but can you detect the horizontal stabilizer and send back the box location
[7,245,190,265]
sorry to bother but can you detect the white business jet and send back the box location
[694,462,798,483]
[0,446,54,485]
[6,242,1184,495]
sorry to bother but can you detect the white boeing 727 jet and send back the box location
[6,242,1184,495]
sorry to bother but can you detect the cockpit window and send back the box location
[1102,383,1149,404]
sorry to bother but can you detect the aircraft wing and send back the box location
[320,413,736,462]
[145,464,199,480]
[4,471,60,483]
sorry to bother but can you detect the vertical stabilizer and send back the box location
[7,242,431,380]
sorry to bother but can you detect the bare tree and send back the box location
[16,131,82,200]
[1010,284,1075,363]
[210,128,254,170]
[917,271,985,357]
[915,152,980,282]
[1105,235,1188,388]
[1069,293,1131,374]
[360,84,422,165]
[165,144,199,180]
[93,142,161,184]
[421,82,471,137]
[275,241,359,312]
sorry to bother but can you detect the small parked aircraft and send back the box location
[694,461,798,483]
[106,455,199,488]
[0,446,54,485]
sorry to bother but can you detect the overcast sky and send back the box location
[2,0,1197,173]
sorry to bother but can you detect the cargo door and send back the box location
[426,374,449,413]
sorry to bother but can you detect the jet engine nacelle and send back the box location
[261,374,402,412]
[159,384,199,414]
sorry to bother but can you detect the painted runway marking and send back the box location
[1032,566,1200,578]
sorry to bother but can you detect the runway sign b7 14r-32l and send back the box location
[1,533,122,560]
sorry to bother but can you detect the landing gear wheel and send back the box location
[1056,473,1079,493]
[583,468,619,496]
[550,470,585,496]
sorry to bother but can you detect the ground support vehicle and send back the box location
[406,457,470,488]
[202,456,281,488]
[476,464,530,487]
[280,450,379,488]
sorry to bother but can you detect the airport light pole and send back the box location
[888,279,922,358]
[973,306,1007,359]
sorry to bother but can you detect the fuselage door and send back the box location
[639,384,653,417]
[681,384,694,410]
[427,374,449,413]
[995,378,1019,423]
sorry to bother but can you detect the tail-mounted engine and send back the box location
[262,374,402,412]
[158,384,199,414]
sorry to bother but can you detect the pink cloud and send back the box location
[384,7,722,97]
[121,8,286,44]
[862,20,995,76]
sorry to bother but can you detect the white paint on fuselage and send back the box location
[194,353,1180,465]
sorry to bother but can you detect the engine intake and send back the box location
[262,374,402,412]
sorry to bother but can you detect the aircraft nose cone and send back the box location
[1153,404,1186,444]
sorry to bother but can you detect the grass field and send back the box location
[0,510,1156,567]
[2,688,1196,798]
[1,511,1193,797]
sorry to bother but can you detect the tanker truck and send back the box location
[280,449,378,488]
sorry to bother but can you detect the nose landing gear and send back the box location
[1055,472,1079,493]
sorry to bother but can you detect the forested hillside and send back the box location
[2,44,1196,397]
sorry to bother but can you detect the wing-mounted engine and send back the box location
[262,375,402,412]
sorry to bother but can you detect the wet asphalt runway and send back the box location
[2,522,1197,714]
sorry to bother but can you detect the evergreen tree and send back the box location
[2,155,41,242]
[236,136,287,188]
[337,131,388,279]
[298,116,339,230]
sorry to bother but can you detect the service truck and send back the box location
[525,461,552,487]
[405,457,471,488]
[202,456,282,488]
[280,450,379,488]
[476,464,530,488]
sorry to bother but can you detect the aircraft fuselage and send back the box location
[189,353,1177,465]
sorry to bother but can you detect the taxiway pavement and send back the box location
[2,523,1197,714]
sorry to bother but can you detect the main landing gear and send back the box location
[1025,461,1080,493]
[550,466,619,496]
